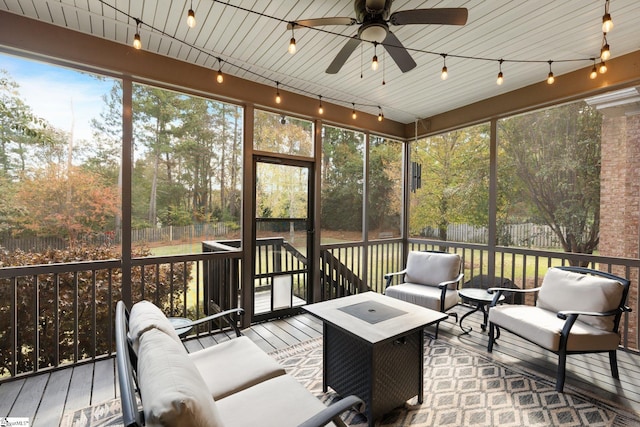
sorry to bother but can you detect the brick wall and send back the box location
[599,113,639,349]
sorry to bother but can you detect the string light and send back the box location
[600,33,610,61]
[599,60,608,74]
[377,106,384,122]
[107,2,617,124]
[546,60,555,84]
[590,59,598,79]
[440,54,448,80]
[496,59,504,85]
[352,103,357,120]
[275,82,281,104]
[186,2,196,28]
[318,96,324,115]
[132,19,142,50]
[216,58,224,83]
[288,23,296,54]
[371,42,379,71]
[602,0,613,33]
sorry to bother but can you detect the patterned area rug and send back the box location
[61,336,640,426]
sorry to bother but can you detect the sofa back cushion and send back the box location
[404,251,461,288]
[129,300,182,350]
[137,327,224,427]
[537,267,624,331]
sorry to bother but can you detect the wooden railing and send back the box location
[1,236,638,382]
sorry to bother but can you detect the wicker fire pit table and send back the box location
[304,291,447,426]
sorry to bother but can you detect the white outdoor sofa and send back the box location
[115,300,363,427]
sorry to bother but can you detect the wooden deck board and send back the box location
[2,307,640,426]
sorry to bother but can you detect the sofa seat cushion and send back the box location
[137,328,224,427]
[537,268,624,331]
[404,251,461,287]
[190,335,287,400]
[216,374,335,427]
[385,283,458,312]
[489,305,620,352]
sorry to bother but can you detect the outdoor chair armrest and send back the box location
[180,307,245,337]
[557,307,624,320]
[384,269,407,288]
[488,286,541,306]
[297,395,365,427]
[437,273,464,290]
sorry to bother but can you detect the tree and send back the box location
[409,125,489,242]
[499,101,601,254]
[368,137,402,233]
[14,165,119,246]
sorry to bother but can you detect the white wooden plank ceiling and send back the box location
[1,0,639,124]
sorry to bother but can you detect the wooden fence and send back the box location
[0,223,232,252]
[422,223,564,248]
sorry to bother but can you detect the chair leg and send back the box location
[487,323,495,352]
[609,350,619,379]
[556,350,567,392]
[434,321,440,339]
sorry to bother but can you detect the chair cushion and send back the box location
[385,283,459,312]
[489,305,620,352]
[129,300,182,349]
[537,268,624,331]
[216,374,332,427]
[190,336,286,400]
[137,328,224,427]
[404,251,461,288]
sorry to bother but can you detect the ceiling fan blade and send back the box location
[287,17,356,30]
[389,8,468,26]
[326,37,362,74]
[382,32,417,73]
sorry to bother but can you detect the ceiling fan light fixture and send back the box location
[359,23,388,43]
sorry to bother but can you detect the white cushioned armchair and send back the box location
[487,266,631,392]
[384,251,463,338]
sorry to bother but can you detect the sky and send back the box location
[0,52,115,143]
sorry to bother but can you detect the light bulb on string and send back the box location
[599,61,608,74]
[440,54,448,80]
[318,96,324,115]
[216,58,223,84]
[371,42,379,71]
[590,59,598,79]
[602,0,613,32]
[377,106,384,122]
[546,61,555,85]
[288,24,297,54]
[275,82,282,104]
[496,59,504,85]
[187,2,196,28]
[600,34,611,61]
[132,19,142,50]
[352,103,357,120]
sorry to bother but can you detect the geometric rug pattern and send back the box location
[61,335,640,426]
[271,337,640,427]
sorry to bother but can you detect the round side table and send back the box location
[458,288,505,335]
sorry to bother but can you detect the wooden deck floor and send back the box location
[2,305,640,426]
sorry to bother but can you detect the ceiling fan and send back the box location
[287,0,468,74]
